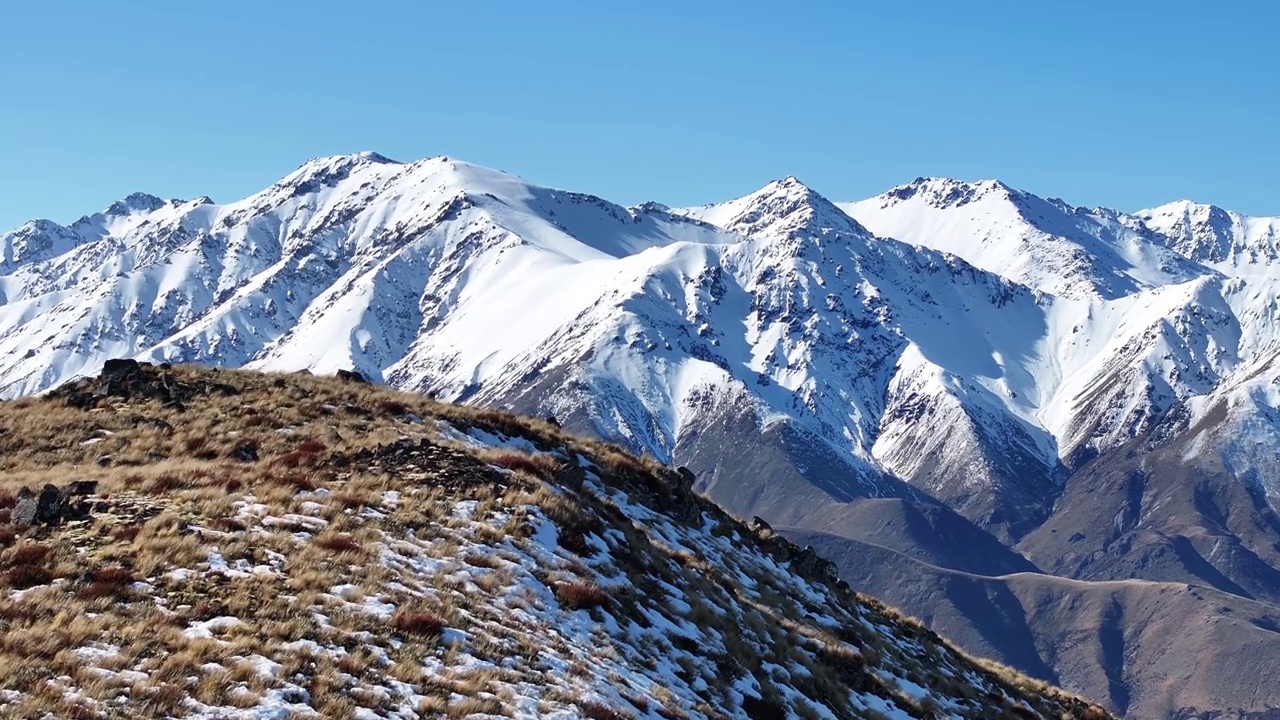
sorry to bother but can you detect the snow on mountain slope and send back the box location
[0,192,175,272]
[636,178,1075,535]
[1137,201,1280,400]
[1028,276,1242,465]
[0,155,1276,538]
[0,157,1078,537]
[838,177,1207,300]
[0,154,727,397]
[678,178,1259,529]
[832,178,1280,466]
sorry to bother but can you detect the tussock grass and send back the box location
[477,447,562,480]
[555,580,609,611]
[391,609,447,638]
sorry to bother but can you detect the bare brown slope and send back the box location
[784,497,1039,577]
[791,527,1280,719]
[1019,422,1280,608]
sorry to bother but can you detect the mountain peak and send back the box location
[1140,198,1232,223]
[1138,199,1280,264]
[61,192,171,236]
[104,192,167,217]
[726,176,873,243]
[771,174,808,189]
[842,176,1213,299]
[292,150,403,175]
[273,151,407,197]
[354,150,398,164]
[881,177,1017,210]
[673,175,874,244]
[300,150,402,168]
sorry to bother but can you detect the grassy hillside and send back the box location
[0,362,1111,719]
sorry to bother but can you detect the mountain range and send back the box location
[3,152,1279,717]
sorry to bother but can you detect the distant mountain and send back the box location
[1140,199,1280,265]
[837,177,1206,300]
[3,154,1280,716]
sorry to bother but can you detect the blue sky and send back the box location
[1,1,1275,230]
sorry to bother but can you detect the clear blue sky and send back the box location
[2,1,1276,230]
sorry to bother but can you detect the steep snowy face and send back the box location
[1139,200,1280,266]
[0,153,736,398]
[680,180,1067,534]
[1037,277,1243,467]
[835,178,1280,468]
[0,162,1075,534]
[0,193,178,272]
[371,172,1068,529]
[0,220,87,271]
[839,177,1207,300]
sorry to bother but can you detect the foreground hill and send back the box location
[0,363,1107,719]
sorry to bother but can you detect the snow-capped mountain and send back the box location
[5,153,1280,717]
[0,154,1064,538]
[1140,198,1280,265]
[838,178,1275,471]
[1,154,1274,532]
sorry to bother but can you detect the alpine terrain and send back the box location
[1,152,1278,717]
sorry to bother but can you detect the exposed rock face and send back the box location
[51,358,238,409]
[554,462,586,491]
[334,437,507,490]
[10,480,98,527]
[230,440,259,463]
[791,545,840,585]
[10,490,37,526]
[335,369,370,384]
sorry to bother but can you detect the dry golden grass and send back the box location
[0,364,1112,719]
[554,580,609,611]
[475,446,563,480]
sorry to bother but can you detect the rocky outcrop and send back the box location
[554,462,587,491]
[335,369,370,384]
[50,359,237,409]
[11,480,98,527]
[334,437,507,490]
